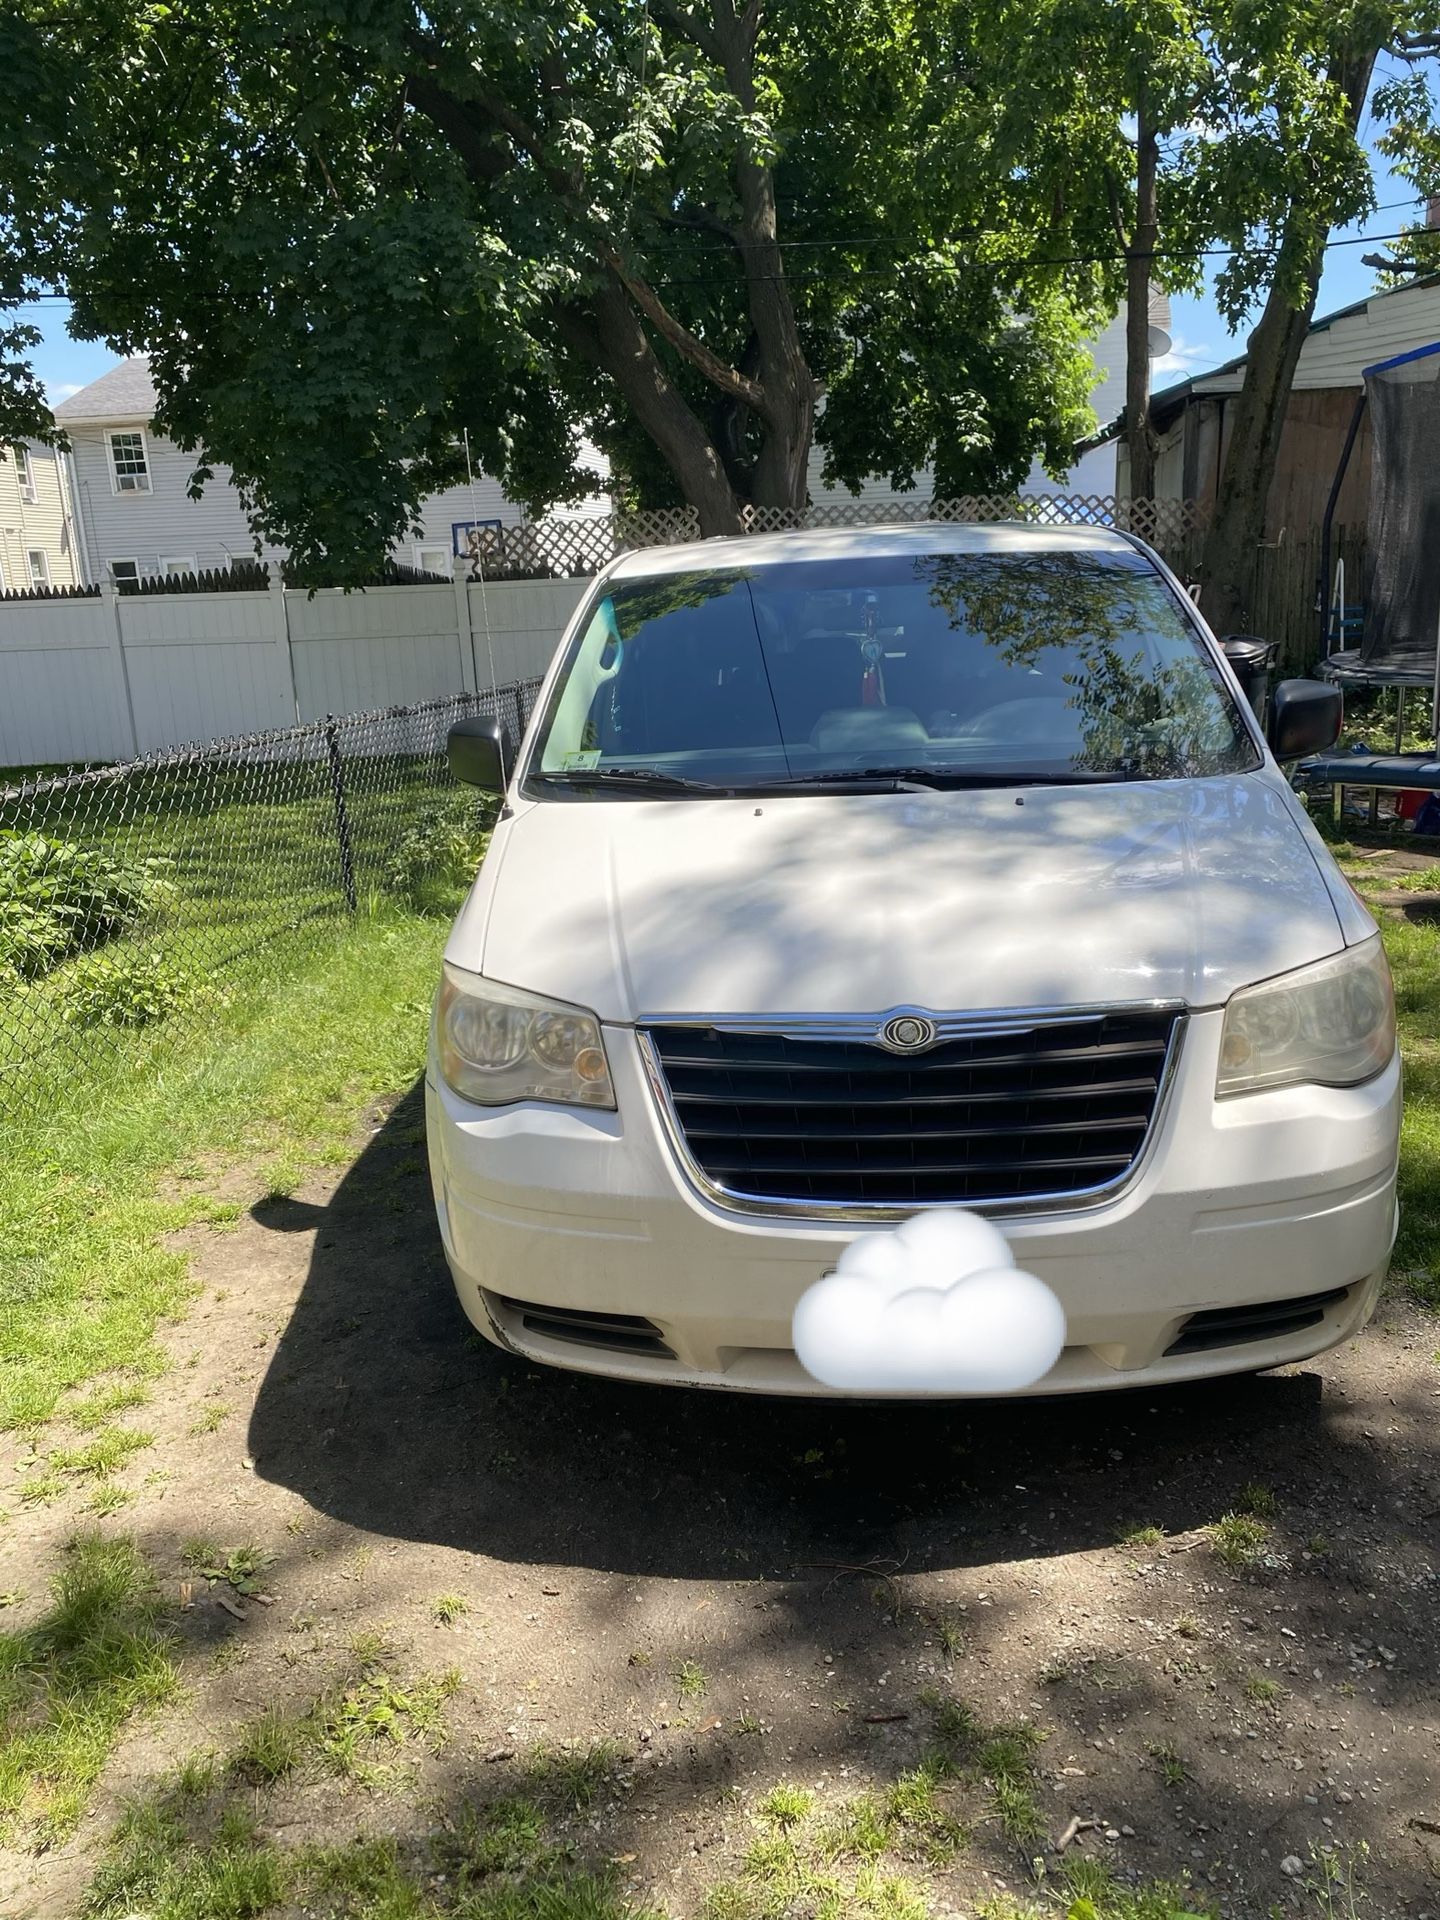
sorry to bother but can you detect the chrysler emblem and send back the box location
[878,1011,938,1054]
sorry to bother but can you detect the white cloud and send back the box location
[46,382,82,402]
[792,1210,1066,1394]
[1150,334,1223,385]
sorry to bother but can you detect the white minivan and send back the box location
[426,524,1401,1396]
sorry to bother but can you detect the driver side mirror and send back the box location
[1267,679,1343,762]
[447,715,511,793]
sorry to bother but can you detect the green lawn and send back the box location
[0,906,447,1432]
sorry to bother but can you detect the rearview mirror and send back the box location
[1267,679,1343,762]
[447,715,511,792]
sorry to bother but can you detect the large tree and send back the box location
[0,0,1111,572]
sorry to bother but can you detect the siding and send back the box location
[0,440,80,589]
[68,423,276,580]
[1191,280,1440,396]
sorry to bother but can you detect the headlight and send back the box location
[436,965,616,1108]
[1217,936,1395,1097]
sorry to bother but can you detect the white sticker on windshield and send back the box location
[560,750,602,770]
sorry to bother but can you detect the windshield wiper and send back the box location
[784,766,1133,790]
[532,767,731,794]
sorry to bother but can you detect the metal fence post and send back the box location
[323,715,358,912]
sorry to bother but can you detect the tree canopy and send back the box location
[0,0,1119,571]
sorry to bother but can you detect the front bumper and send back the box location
[425,1011,1401,1396]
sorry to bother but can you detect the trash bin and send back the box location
[1220,635,1278,723]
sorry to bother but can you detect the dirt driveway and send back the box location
[4,1080,1440,1919]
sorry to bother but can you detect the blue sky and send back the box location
[23,131,1431,413]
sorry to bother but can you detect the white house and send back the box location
[0,438,82,591]
[52,358,586,585]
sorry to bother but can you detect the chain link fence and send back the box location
[0,682,539,1124]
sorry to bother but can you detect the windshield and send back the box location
[528,547,1258,793]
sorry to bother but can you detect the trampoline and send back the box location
[1319,340,1440,739]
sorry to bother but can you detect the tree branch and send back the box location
[1104,170,1131,251]
[596,245,769,412]
[650,0,724,64]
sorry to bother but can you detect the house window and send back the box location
[13,444,36,504]
[27,549,51,588]
[107,429,151,494]
[415,544,451,576]
[108,558,139,583]
[160,555,196,577]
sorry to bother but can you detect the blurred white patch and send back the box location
[793,1209,1065,1394]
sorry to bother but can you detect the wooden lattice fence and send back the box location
[466,494,1210,583]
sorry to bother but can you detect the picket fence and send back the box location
[0,494,1212,768]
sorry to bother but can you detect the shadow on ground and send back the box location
[247,1079,1403,1586]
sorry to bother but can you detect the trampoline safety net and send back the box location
[1364,342,1440,673]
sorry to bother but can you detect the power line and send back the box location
[8,215,1434,309]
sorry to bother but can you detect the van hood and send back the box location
[453,772,1354,1022]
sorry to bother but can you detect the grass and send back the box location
[522,1736,627,1810]
[1211,1511,1271,1569]
[1245,1672,1287,1705]
[675,1657,709,1699]
[1336,886,1440,1294]
[1148,1741,1188,1789]
[429,1592,471,1627]
[1118,1522,1166,1549]
[0,1534,181,1847]
[0,905,450,1432]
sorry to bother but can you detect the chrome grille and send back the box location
[642,1006,1183,1214]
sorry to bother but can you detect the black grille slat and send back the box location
[646,1009,1179,1209]
[1165,1287,1348,1357]
[497,1296,675,1359]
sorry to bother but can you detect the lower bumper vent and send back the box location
[1165,1286,1350,1357]
[496,1297,675,1360]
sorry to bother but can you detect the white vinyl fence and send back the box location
[0,566,589,767]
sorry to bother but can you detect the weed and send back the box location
[315,1662,460,1784]
[820,1791,890,1859]
[50,1427,154,1478]
[522,1736,626,1810]
[1119,1523,1166,1548]
[1305,1838,1370,1920]
[990,1775,1044,1844]
[187,1403,230,1436]
[172,1750,219,1801]
[0,1593,20,1610]
[85,1803,287,1920]
[453,1796,552,1877]
[1149,1741,1188,1788]
[627,1647,652,1668]
[1061,1854,1115,1903]
[1174,1615,1201,1639]
[84,1482,135,1517]
[67,1383,150,1431]
[186,1543,274,1595]
[675,1657,709,1699]
[429,1592,470,1627]
[759,1782,814,1829]
[1211,1511,1271,1568]
[1308,1534,1332,1556]
[734,1712,763,1736]
[0,1534,179,1845]
[1245,1673,1287,1705]
[934,1609,966,1659]
[1236,1483,1278,1519]
[1039,1657,1071,1684]
[295,1835,428,1916]
[228,1706,310,1786]
[978,1723,1046,1784]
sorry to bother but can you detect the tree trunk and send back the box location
[1124,89,1159,504]
[1198,46,1378,632]
[558,283,747,535]
[713,6,817,517]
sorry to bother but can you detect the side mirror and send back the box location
[447,715,511,793]
[1267,679,1343,762]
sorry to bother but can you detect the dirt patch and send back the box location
[4,1082,1440,1918]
